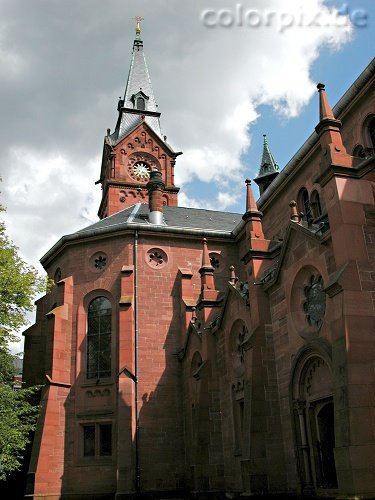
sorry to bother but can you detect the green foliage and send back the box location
[0,217,47,347]
[0,385,40,480]
[0,201,48,480]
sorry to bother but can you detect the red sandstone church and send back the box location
[23,22,375,500]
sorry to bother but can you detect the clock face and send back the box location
[129,161,151,182]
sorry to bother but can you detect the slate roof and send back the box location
[76,203,243,236]
[41,203,243,265]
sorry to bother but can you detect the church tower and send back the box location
[97,18,181,219]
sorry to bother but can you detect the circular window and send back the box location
[146,248,168,269]
[89,252,108,272]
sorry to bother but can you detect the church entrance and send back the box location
[316,402,337,488]
[291,350,338,493]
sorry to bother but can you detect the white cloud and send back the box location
[0,0,354,354]
[2,148,101,270]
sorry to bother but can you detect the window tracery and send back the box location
[87,297,112,379]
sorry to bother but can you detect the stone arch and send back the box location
[310,189,322,219]
[362,113,375,150]
[290,342,337,493]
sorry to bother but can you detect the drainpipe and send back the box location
[134,229,140,495]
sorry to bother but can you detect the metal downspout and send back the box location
[134,229,140,495]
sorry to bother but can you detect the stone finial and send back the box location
[289,200,300,222]
[199,238,215,293]
[229,265,238,285]
[245,179,258,213]
[315,82,348,160]
[317,83,335,121]
[201,238,213,269]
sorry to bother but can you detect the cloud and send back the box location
[0,0,352,274]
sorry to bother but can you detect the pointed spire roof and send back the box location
[111,19,163,144]
[257,134,279,178]
[254,134,280,196]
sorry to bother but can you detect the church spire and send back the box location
[254,134,279,196]
[112,17,163,143]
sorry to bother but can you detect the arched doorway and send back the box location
[291,348,338,493]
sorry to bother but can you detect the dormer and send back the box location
[131,90,149,111]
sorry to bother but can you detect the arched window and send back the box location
[369,117,375,149]
[136,96,145,111]
[87,297,112,379]
[310,190,322,219]
[298,188,312,223]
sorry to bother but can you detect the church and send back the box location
[22,21,375,499]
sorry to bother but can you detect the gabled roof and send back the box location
[261,219,330,288]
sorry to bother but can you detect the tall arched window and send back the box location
[298,188,312,223]
[87,297,112,379]
[310,190,322,219]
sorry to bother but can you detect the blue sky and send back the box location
[186,0,374,210]
[249,0,373,191]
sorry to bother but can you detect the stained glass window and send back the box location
[87,297,112,379]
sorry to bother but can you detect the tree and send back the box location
[0,203,48,480]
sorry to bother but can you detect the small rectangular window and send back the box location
[82,423,112,458]
[99,424,112,456]
[83,425,95,457]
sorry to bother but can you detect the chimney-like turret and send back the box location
[147,170,165,224]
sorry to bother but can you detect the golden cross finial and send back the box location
[134,16,144,36]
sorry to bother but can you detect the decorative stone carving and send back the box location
[89,252,108,272]
[231,322,249,377]
[146,247,168,269]
[303,275,326,328]
[209,252,223,272]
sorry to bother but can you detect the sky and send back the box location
[0,0,373,351]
